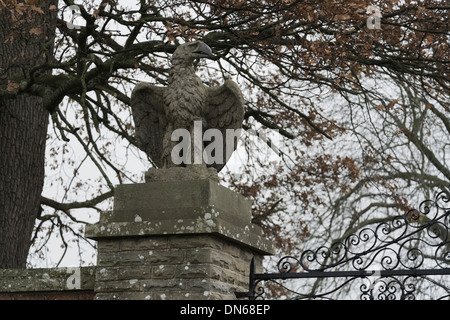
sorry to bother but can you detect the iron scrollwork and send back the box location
[236,188,450,300]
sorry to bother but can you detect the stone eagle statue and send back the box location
[131,41,244,173]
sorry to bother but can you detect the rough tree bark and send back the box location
[0,1,57,269]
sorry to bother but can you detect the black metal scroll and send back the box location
[236,188,450,300]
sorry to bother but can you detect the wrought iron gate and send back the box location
[236,189,450,300]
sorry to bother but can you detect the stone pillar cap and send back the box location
[86,175,274,255]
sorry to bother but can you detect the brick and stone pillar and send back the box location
[85,170,273,300]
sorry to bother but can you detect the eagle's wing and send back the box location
[206,79,245,172]
[131,82,167,168]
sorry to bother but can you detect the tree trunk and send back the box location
[0,1,57,269]
[0,96,49,269]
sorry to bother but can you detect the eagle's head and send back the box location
[172,41,213,66]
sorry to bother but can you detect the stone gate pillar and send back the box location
[85,170,273,300]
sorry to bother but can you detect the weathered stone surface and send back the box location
[91,234,261,299]
[120,237,168,251]
[146,166,220,183]
[86,179,273,255]
[100,179,252,223]
[0,291,95,300]
[0,267,95,293]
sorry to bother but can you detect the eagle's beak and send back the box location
[194,42,213,59]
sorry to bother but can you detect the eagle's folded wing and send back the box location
[206,79,245,172]
[131,82,167,168]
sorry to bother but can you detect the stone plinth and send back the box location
[85,175,273,300]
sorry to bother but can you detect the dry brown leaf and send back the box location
[29,27,42,35]
[6,81,19,92]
